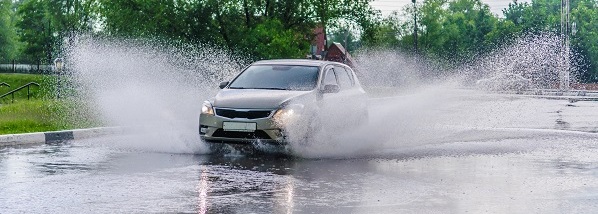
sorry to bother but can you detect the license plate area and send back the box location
[223,122,257,132]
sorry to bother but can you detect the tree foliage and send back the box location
[96,0,375,60]
[4,0,377,62]
[13,0,96,64]
[0,0,18,62]
[570,0,598,81]
[499,0,598,81]
[360,0,598,82]
[16,0,52,64]
[2,0,598,82]
[362,0,500,62]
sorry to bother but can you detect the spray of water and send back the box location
[460,33,582,88]
[280,32,584,158]
[64,36,245,153]
[61,32,582,157]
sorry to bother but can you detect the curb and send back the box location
[0,127,124,147]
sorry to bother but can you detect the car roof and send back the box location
[252,59,346,67]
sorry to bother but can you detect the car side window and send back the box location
[322,68,338,88]
[344,67,356,85]
[335,67,353,90]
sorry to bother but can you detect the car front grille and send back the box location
[212,129,272,139]
[215,108,273,119]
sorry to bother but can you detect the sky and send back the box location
[370,0,533,17]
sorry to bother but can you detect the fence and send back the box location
[0,63,52,74]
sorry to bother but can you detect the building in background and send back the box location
[308,27,326,59]
[308,27,355,68]
[325,42,354,68]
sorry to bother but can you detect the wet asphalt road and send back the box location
[2,94,598,213]
[2,136,598,213]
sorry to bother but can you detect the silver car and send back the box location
[199,59,368,146]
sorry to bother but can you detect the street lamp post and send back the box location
[560,0,571,91]
[54,58,63,99]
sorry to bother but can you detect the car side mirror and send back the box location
[219,81,229,89]
[322,84,340,93]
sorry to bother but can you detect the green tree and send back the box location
[240,19,309,59]
[210,0,375,57]
[45,0,98,34]
[97,0,377,59]
[502,0,560,34]
[14,0,97,64]
[0,0,18,62]
[412,0,498,62]
[99,0,209,41]
[360,14,401,49]
[16,0,53,64]
[500,0,598,82]
[571,0,598,82]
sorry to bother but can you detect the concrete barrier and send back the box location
[0,132,46,146]
[0,127,123,147]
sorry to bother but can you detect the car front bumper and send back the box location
[199,113,286,145]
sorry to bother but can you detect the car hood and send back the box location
[212,89,314,109]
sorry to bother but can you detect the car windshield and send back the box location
[228,65,319,91]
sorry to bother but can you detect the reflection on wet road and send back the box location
[1,135,598,213]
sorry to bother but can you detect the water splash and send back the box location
[282,32,584,158]
[60,32,583,157]
[461,33,582,88]
[64,36,245,153]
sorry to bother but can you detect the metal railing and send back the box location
[0,82,40,103]
[0,82,9,87]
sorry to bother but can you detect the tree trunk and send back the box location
[243,0,251,28]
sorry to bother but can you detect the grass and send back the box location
[0,73,100,135]
[0,100,62,134]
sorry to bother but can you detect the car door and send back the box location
[335,65,366,101]
[319,65,363,130]
[318,66,345,127]
[333,65,366,123]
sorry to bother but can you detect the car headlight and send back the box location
[273,104,304,125]
[201,101,214,116]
